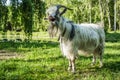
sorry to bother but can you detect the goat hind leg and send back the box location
[99,54,103,68]
[71,58,75,73]
[91,54,96,66]
[99,47,104,68]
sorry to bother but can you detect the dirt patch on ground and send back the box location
[0,50,22,60]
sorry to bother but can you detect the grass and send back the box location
[0,32,120,80]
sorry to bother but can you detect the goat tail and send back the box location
[97,21,104,28]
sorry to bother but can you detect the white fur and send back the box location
[59,17,105,60]
[46,6,105,73]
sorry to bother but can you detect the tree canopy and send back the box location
[0,0,120,38]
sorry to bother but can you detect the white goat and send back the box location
[46,5,105,73]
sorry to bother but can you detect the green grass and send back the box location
[0,32,120,80]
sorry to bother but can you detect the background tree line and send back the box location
[0,0,120,39]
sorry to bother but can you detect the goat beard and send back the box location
[47,23,58,38]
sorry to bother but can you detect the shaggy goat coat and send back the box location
[58,17,105,60]
[46,5,105,72]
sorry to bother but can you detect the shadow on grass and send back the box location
[76,52,120,73]
[4,52,120,74]
[104,53,120,59]
[104,61,120,72]
[0,40,59,51]
[106,32,120,42]
[103,53,120,72]
[12,55,63,63]
[83,60,120,73]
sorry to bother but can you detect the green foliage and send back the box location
[0,0,120,38]
[10,0,20,30]
[108,0,114,30]
[0,0,46,39]
[32,0,46,31]
[0,0,8,31]
[20,0,33,39]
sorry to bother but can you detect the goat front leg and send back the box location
[71,58,75,73]
[68,59,72,71]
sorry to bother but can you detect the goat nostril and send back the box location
[49,16,55,21]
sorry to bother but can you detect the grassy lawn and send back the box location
[0,32,120,80]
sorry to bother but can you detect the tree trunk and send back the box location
[106,0,111,31]
[99,0,104,27]
[114,0,116,32]
[89,0,92,23]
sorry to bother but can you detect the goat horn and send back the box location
[56,5,72,15]
[56,5,72,10]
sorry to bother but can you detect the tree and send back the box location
[20,0,33,39]
[0,0,8,31]
[106,0,111,31]
[99,0,104,27]
[114,0,116,31]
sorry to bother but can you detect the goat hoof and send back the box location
[99,64,103,68]
[71,70,76,74]
[68,67,71,71]
[91,63,95,66]
[71,68,76,74]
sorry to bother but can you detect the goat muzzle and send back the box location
[49,16,56,22]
